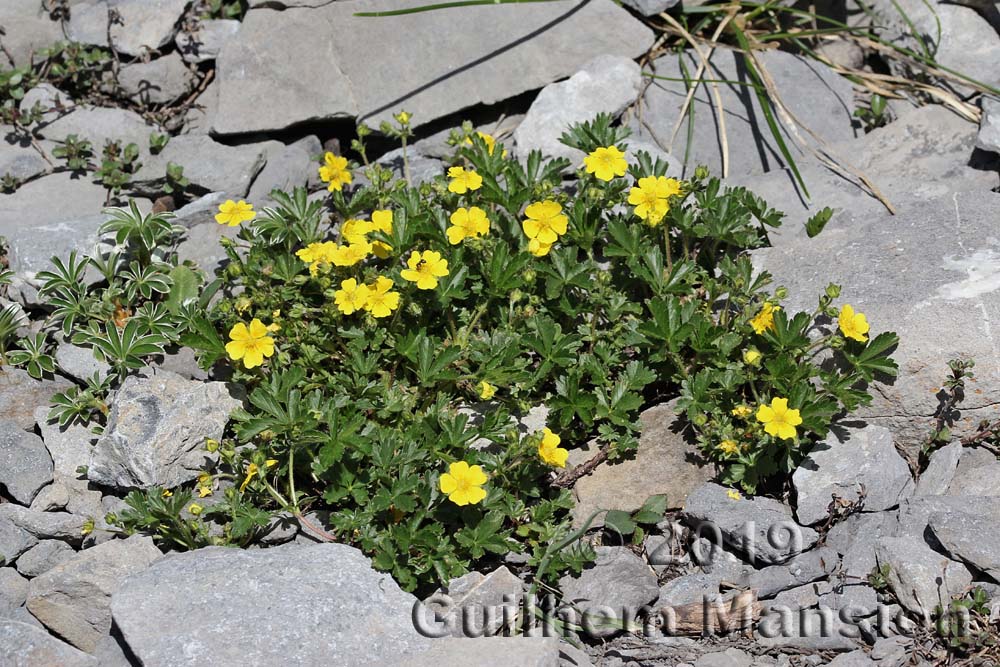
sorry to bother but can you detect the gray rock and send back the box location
[621,0,680,17]
[915,441,963,496]
[15,540,77,578]
[741,547,840,598]
[373,149,445,188]
[558,642,594,667]
[827,650,876,667]
[248,135,323,201]
[431,566,524,638]
[978,97,1000,154]
[0,567,29,614]
[691,537,754,581]
[0,620,98,666]
[88,370,242,489]
[733,105,999,243]
[92,635,133,667]
[181,78,219,135]
[117,52,194,105]
[112,543,431,665]
[172,191,231,228]
[0,517,39,565]
[54,342,112,384]
[946,447,1000,496]
[134,135,268,197]
[214,0,653,134]
[870,636,911,667]
[656,573,723,608]
[175,221,241,278]
[694,649,753,667]
[825,511,895,580]
[0,135,52,184]
[928,509,1000,581]
[0,370,74,431]
[570,402,713,528]
[67,0,190,57]
[682,483,819,564]
[153,346,210,381]
[0,420,53,505]
[26,535,162,652]
[755,606,862,651]
[18,83,72,127]
[382,637,562,667]
[558,546,659,626]
[815,39,865,70]
[258,513,299,545]
[514,55,643,165]
[175,19,241,63]
[874,535,972,616]
[893,495,1000,540]
[0,504,86,541]
[767,581,831,612]
[635,48,857,179]
[0,5,63,67]
[792,425,913,526]
[818,584,879,617]
[36,105,156,150]
[752,191,1000,452]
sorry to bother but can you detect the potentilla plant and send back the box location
[109,113,895,591]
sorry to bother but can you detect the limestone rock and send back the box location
[874,535,972,616]
[0,620,97,667]
[558,546,658,628]
[67,0,190,57]
[133,135,268,197]
[117,52,194,105]
[0,420,53,505]
[175,19,241,64]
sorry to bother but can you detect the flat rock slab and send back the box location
[27,535,162,653]
[0,620,97,667]
[67,0,189,57]
[753,190,1000,451]
[558,546,659,626]
[0,370,74,432]
[134,135,269,197]
[88,370,242,489]
[214,0,654,134]
[0,419,53,506]
[792,425,913,525]
[111,543,432,665]
[874,535,972,616]
[633,48,857,179]
[378,637,562,667]
[928,509,1000,581]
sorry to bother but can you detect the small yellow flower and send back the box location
[447,166,483,194]
[188,503,203,516]
[240,459,278,492]
[330,241,371,267]
[364,276,401,318]
[334,278,371,315]
[527,238,552,257]
[522,200,568,245]
[215,199,256,227]
[466,131,507,157]
[197,485,213,498]
[369,209,394,258]
[319,152,352,192]
[750,302,781,335]
[401,250,449,290]
[161,488,173,498]
[743,348,762,365]
[627,176,681,226]
[341,218,372,245]
[718,439,740,456]
[438,461,488,506]
[538,428,569,468]
[838,304,870,343]
[583,146,628,182]
[727,489,742,501]
[447,206,490,245]
[205,439,219,453]
[478,380,496,400]
[197,472,212,497]
[731,405,753,419]
[225,319,276,369]
[756,397,803,441]
[81,518,94,536]
[395,111,411,125]
[296,241,337,276]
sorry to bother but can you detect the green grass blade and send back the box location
[677,51,697,175]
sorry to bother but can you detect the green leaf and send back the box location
[805,207,834,238]
[165,265,201,314]
[604,509,636,537]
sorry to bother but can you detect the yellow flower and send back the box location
[319,152,352,192]
[478,380,496,400]
[215,199,256,227]
[727,489,742,501]
[743,348,762,365]
[341,218,372,245]
[364,276,401,318]
[240,459,278,492]
[447,206,490,244]
[401,250,449,289]
[438,461,488,506]
[538,428,569,468]
[395,111,411,125]
[756,397,803,441]
[750,302,780,335]
[731,405,753,419]
[718,439,740,456]
[522,200,568,245]
[188,503,203,516]
[225,319,276,369]
[161,488,173,498]
[330,241,371,267]
[81,518,94,536]
[627,176,681,226]
[205,438,219,453]
[466,131,507,157]
[334,278,371,315]
[447,166,483,194]
[296,241,337,276]
[583,146,628,182]
[838,304,869,343]
[369,209,394,258]
[527,238,552,257]
[198,485,213,498]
